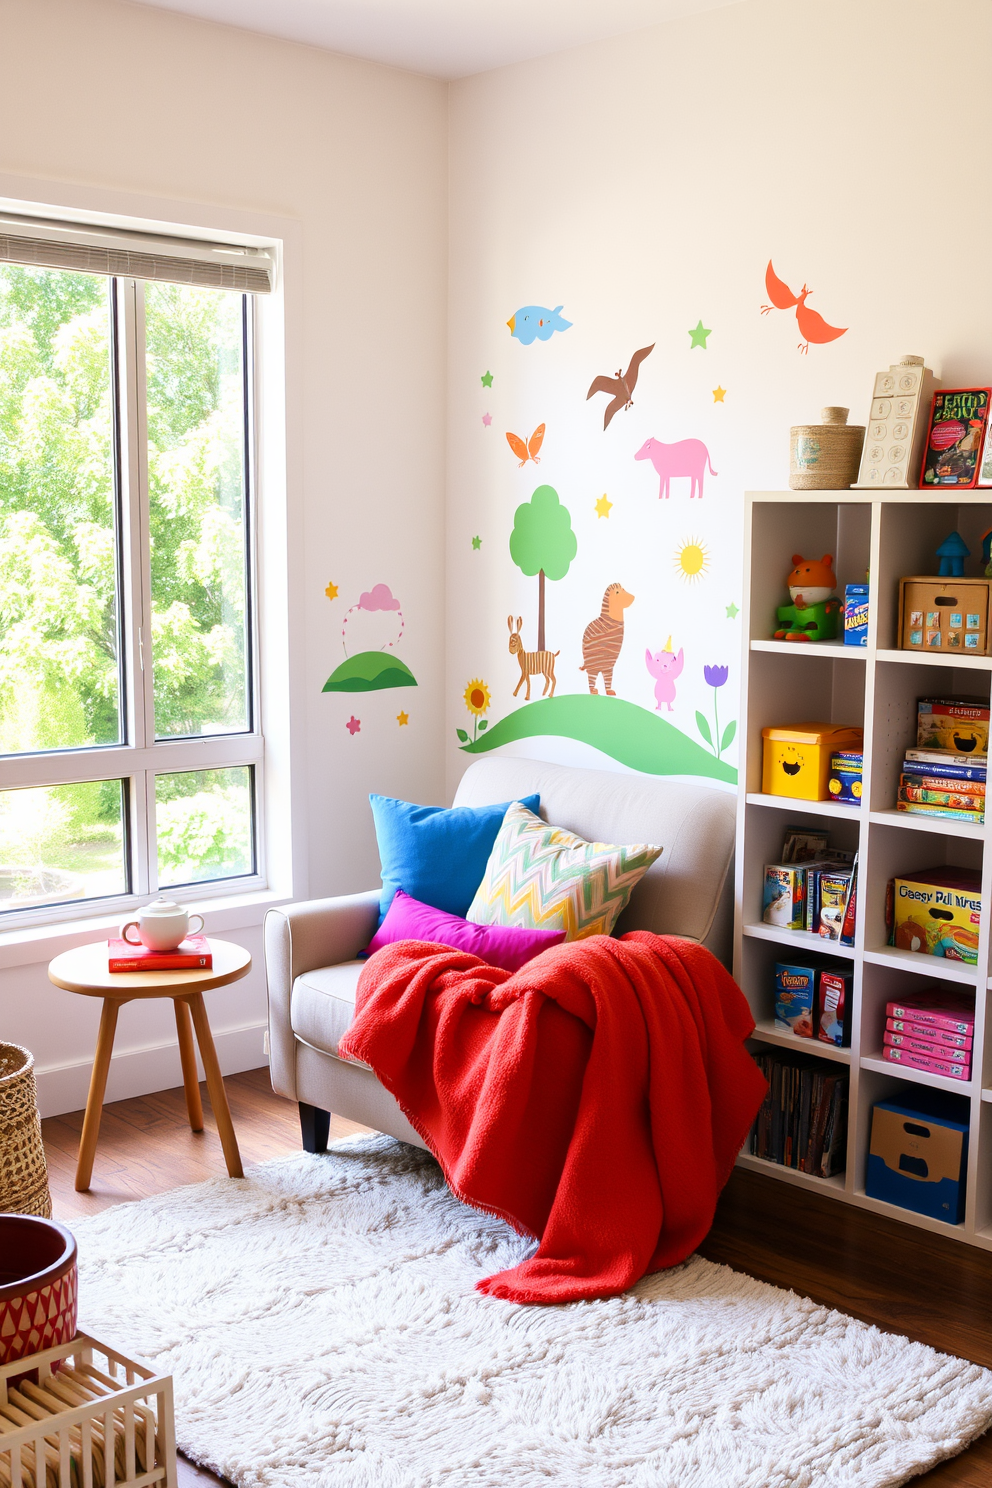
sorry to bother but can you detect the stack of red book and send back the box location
[107,936,213,972]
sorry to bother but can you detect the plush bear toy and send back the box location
[773,554,841,642]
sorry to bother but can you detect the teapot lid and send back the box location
[143,897,183,914]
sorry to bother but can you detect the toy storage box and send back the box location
[866,1088,969,1223]
[898,576,992,654]
[761,723,864,801]
[892,866,982,964]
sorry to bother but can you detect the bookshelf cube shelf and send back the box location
[736,490,992,1246]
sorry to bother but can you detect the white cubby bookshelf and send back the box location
[735,490,992,1248]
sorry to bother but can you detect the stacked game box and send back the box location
[748,1049,848,1176]
[882,988,974,1082]
[896,697,987,824]
[762,825,858,944]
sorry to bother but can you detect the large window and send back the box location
[0,261,261,921]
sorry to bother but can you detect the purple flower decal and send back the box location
[697,663,736,760]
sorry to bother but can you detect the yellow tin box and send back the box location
[762,722,865,801]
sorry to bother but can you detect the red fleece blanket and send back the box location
[338,931,766,1305]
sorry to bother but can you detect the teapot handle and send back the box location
[187,913,205,937]
[121,921,142,945]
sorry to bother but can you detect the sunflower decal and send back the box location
[458,679,491,744]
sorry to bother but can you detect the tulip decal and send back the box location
[697,664,736,759]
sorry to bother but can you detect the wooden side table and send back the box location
[47,938,251,1192]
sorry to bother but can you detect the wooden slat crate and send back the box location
[0,1333,177,1488]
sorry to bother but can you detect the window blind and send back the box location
[0,214,273,293]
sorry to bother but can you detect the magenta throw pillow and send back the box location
[363,889,564,973]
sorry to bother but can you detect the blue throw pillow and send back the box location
[370,793,541,922]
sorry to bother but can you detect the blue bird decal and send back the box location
[506,305,572,346]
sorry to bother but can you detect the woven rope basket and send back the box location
[0,1042,52,1218]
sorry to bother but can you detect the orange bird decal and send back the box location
[506,424,545,466]
[761,260,847,354]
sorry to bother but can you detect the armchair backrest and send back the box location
[452,757,735,964]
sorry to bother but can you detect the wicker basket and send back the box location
[0,1044,52,1219]
[790,406,866,491]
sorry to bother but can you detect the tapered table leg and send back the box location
[174,998,204,1132]
[75,998,121,1191]
[185,992,243,1178]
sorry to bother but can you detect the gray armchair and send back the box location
[263,756,736,1154]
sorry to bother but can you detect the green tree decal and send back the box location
[508,485,577,652]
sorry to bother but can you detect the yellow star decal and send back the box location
[396,711,409,726]
[324,580,339,600]
[712,386,726,403]
[595,494,613,519]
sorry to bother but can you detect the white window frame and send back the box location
[0,271,265,929]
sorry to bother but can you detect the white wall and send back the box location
[0,0,448,1114]
[445,0,992,796]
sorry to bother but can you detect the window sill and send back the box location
[0,886,295,971]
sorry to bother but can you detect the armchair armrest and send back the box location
[263,890,380,1099]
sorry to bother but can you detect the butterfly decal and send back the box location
[506,424,545,466]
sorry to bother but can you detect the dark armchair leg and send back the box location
[299,1102,331,1154]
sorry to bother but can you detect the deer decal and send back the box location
[508,615,558,700]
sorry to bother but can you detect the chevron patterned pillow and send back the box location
[466,802,662,941]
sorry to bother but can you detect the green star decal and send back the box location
[471,535,482,550]
[726,601,740,619]
[689,320,712,350]
[480,370,493,388]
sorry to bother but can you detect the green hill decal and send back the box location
[323,651,418,693]
[460,693,736,784]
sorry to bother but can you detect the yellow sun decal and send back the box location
[674,537,710,584]
[463,679,491,716]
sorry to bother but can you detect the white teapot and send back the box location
[121,898,204,952]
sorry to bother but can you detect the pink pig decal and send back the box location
[634,437,717,499]
[645,642,684,712]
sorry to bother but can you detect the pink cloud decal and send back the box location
[358,583,401,612]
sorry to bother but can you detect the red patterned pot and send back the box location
[0,1214,77,1367]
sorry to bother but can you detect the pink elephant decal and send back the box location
[645,642,684,712]
[634,437,717,499]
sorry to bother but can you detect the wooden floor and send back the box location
[44,1068,992,1487]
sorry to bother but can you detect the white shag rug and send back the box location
[72,1134,992,1488]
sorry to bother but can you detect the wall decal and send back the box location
[712,386,726,403]
[481,370,494,388]
[635,437,718,499]
[594,494,613,519]
[506,424,545,466]
[674,538,710,585]
[482,412,492,427]
[579,583,634,697]
[509,485,577,651]
[688,320,711,350]
[761,260,847,354]
[458,694,736,785]
[322,581,418,692]
[726,601,740,619]
[586,344,654,430]
[346,715,361,736]
[697,664,736,759]
[323,652,418,692]
[397,711,409,726]
[506,305,572,345]
[457,678,492,744]
[472,535,482,550]
[645,639,684,712]
[508,616,558,700]
[324,580,339,600]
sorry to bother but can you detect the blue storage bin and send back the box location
[865,1087,969,1224]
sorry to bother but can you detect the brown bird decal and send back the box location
[761,261,847,355]
[586,344,655,430]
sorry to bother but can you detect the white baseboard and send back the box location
[36,1022,269,1119]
